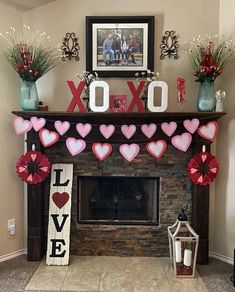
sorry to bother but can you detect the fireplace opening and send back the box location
[77,176,159,225]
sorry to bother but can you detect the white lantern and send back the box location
[168,209,199,278]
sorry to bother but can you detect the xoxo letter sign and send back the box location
[67,80,168,112]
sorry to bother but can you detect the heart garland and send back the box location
[76,123,92,138]
[161,122,177,137]
[13,116,32,135]
[183,119,199,134]
[141,124,157,138]
[92,143,112,161]
[198,121,218,141]
[99,124,115,139]
[146,140,167,159]
[54,120,70,135]
[121,125,137,139]
[119,144,140,162]
[30,117,46,132]
[39,129,59,147]
[66,138,86,156]
[171,133,192,152]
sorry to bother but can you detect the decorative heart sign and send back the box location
[76,123,92,138]
[54,120,70,135]
[119,143,140,162]
[141,124,157,139]
[13,116,32,135]
[39,129,59,147]
[52,192,70,209]
[198,121,218,141]
[161,122,177,137]
[121,125,137,139]
[146,140,167,159]
[92,143,112,161]
[171,132,192,152]
[66,138,86,156]
[99,124,115,139]
[183,118,200,134]
[30,117,46,132]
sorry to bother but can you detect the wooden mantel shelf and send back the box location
[12,111,226,123]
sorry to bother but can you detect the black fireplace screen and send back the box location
[78,176,159,225]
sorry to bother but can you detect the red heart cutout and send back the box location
[52,192,69,209]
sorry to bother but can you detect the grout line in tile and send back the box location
[60,264,69,291]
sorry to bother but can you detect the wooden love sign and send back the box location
[46,164,73,266]
[67,80,168,113]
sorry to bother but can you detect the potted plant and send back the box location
[0,25,60,111]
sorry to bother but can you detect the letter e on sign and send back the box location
[147,81,168,112]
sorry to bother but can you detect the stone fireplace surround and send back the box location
[12,111,225,264]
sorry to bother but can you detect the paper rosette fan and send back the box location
[187,151,219,186]
[16,150,50,184]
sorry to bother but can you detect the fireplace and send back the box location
[13,111,225,263]
[78,176,159,225]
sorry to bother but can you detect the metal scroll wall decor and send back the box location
[160,30,179,60]
[61,32,80,61]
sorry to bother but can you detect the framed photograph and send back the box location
[86,16,155,77]
[109,95,127,112]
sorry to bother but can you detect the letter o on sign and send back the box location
[147,81,168,112]
[89,81,109,112]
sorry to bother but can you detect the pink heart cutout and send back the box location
[13,116,32,135]
[39,129,59,147]
[54,120,70,135]
[66,138,86,156]
[99,124,115,139]
[146,140,167,159]
[121,125,136,139]
[161,122,177,137]
[201,154,207,162]
[141,124,157,139]
[30,117,46,132]
[183,119,200,134]
[76,123,92,138]
[198,121,218,141]
[31,154,37,161]
[92,143,112,161]
[119,144,140,162]
[171,133,192,152]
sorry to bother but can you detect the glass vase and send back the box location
[20,81,39,111]
[197,80,215,112]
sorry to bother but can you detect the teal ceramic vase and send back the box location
[197,80,216,112]
[20,81,39,111]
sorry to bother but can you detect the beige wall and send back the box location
[0,3,24,257]
[211,0,235,261]
[23,0,219,112]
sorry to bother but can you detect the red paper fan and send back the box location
[16,150,50,184]
[187,151,219,186]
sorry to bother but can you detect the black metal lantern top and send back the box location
[61,32,80,61]
[177,208,188,221]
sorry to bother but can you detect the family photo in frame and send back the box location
[86,16,154,77]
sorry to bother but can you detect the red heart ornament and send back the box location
[198,121,218,141]
[52,192,69,209]
[92,143,112,161]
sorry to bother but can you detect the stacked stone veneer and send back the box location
[44,143,192,257]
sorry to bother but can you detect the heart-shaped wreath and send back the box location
[16,150,50,184]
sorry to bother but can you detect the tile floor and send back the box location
[24,256,208,292]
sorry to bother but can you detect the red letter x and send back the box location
[127,81,145,112]
[66,80,86,112]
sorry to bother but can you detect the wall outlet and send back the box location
[8,218,16,235]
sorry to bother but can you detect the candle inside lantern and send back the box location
[183,249,192,266]
[175,240,182,263]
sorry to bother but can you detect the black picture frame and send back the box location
[86,16,155,77]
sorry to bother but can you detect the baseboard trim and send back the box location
[0,249,27,262]
[209,251,233,265]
